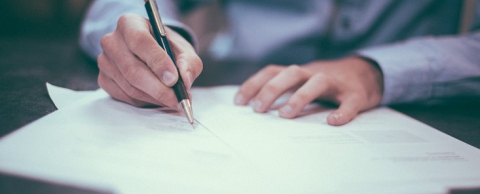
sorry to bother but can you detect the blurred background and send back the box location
[0,0,223,58]
[0,0,98,138]
[0,0,92,39]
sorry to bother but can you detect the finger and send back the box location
[165,28,203,89]
[327,97,361,126]
[97,53,163,106]
[251,65,309,113]
[171,55,201,90]
[118,14,179,87]
[278,74,330,119]
[98,71,151,107]
[101,21,178,108]
[235,65,284,106]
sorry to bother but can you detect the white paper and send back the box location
[46,83,96,109]
[192,86,480,193]
[1,85,479,193]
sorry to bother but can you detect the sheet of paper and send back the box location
[191,86,480,193]
[0,89,267,193]
[46,82,96,109]
[1,85,480,193]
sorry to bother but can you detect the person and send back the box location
[79,0,480,126]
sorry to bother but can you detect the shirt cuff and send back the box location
[356,41,436,105]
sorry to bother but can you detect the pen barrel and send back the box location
[146,0,189,103]
[160,36,189,103]
[172,75,189,103]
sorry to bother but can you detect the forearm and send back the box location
[358,32,480,105]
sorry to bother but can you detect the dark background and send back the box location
[0,0,98,137]
[0,0,479,193]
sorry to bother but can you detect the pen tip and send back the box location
[180,99,195,128]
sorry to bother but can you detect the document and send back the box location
[0,85,479,193]
[192,86,480,193]
[46,82,95,109]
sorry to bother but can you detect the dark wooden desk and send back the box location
[1,30,479,194]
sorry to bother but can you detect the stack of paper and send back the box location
[0,85,479,193]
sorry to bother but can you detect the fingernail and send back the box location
[162,71,175,86]
[234,93,244,105]
[279,104,293,117]
[253,100,263,112]
[331,113,342,121]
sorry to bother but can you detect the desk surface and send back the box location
[1,34,479,193]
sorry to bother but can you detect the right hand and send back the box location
[97,14,202,108]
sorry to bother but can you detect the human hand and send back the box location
[234,57,384,126]
[97,14,202,108]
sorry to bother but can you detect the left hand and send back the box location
[234,56,384,126]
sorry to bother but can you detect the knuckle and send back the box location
[176,53,186,60]
[117,14,135,29]
[311,73,328,83]
[152,90,168,103]
[100,33,114,50]
[110,70,121,83]
[127,32,147,52]
[294,91,311,102]
[123,65,142,85]
[264,64,280,72]
[286,65,302,74]
[287,64,310,78]
[263,64,283,77]
[147,52,168,72]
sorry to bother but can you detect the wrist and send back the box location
[351,56,384,106]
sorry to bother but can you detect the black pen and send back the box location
[144,0,194,126]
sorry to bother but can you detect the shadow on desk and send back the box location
[449,187,480,194]
[391,97,480,149]
[0,36,99,137]
[0,0,98,137]
[0,172,113,194]
[1,172,480,194]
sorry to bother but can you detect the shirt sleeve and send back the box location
[79,0,197,59]
[357,32,480,105]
